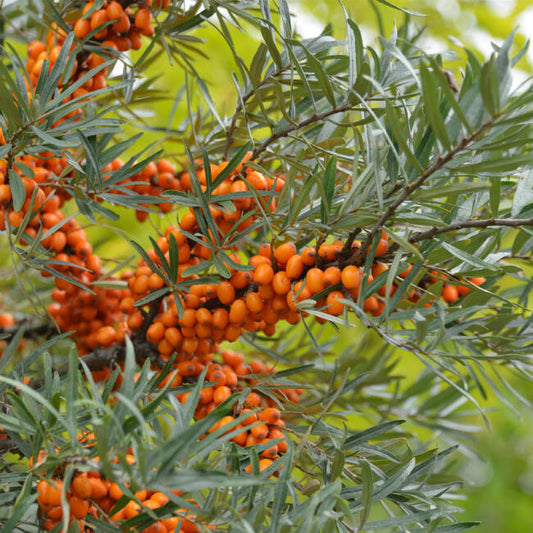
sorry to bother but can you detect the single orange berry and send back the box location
[274,242,297,264]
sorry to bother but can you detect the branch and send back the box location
[352,119,495,265]
[224,66,291,159]
[0,321,58,341]
[29,296,165,389]
[408,216,533,244]
[0,437,17,452]
[251,102,354,160]
[29,342,125,390]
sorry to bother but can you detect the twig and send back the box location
[0,437,17,452]
[408,216,533,244]
[0,321,58,341]
[29,296,165,389]
[224,66,291,159]
[251,102,354,160]
[340,227,362,260]
[352,119,495,265]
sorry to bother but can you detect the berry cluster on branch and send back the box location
[0,2,494,532]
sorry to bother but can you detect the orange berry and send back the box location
[106,1,124,20]
[306,268,325,294]
[250,423,269,440]
[74,18,91,39]
[133,274,149,294]
[245,391,261,407]
[246,292,264,313]
[318,243,337,262]
[245,458,273,473]
[96,326,116,346]
[326,290,345,315]
[147,321,165,343]
[323,266,341,287]
[196,307,212,326]
[135,7,153,30]
[341,265,361,291]
[124,499,141,519]
[260,407,281,424]
[161,517,180,532]
[90,9,109,40]
[212,308,229,330]
[301,247,316,266]
[286,254,304,279]
[240,408,258,426]
[213,385,232,404]
[221,350,244,367]
[268,427,288,453]
[37,479,63,507]
[7,210,23,228]
[375,239,389,257]
[164,326,183,347]
[442,284,459,304]
[274,242,297,264]
[71,473,92,499]
[182,337,199,354]
[108,482,124,501]
[363,295,379,314]
[88,477,107,500]
[216,280,235,304]
[253,263,274,285]
[69,494,89,519]
[258,243,272,258]
[231,270,252,289]
[272,271,291,295]
[259,440,278,459]
[229,299,247,325]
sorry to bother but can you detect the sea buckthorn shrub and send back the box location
[0,1,533,531]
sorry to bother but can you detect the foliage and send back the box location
[0,1,532,532]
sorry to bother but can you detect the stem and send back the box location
[352,119,495,265]
[224,66,290,159]
[408,216,533,244]
[251,102,354,160]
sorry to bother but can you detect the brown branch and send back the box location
[29,296,165,390]
[0,321,58,341]
[340,227,362,260]
[251,102,354,161]
[224,66,291,159]
[352,119,495,266]
[0,437,17,453]
[407,216,533,244]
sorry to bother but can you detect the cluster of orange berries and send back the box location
[126,155,284,224]
[439,275,486,304]
[116,231,388,363]
[37,469,203,532]
[170,350,298,457]
[27,1,169,96]
[35,348,297,531]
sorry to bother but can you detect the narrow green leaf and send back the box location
[347,20,364,88]
[359,460,373,528]
[320,157,336,224]
[8,169,25,212]
[385,102,423,172]
[512,169,533,216]
[376,0,426,16]
[438,240,499,271]
[480,56,500,116]
[420,63,451,149]
[211,142,252,190]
